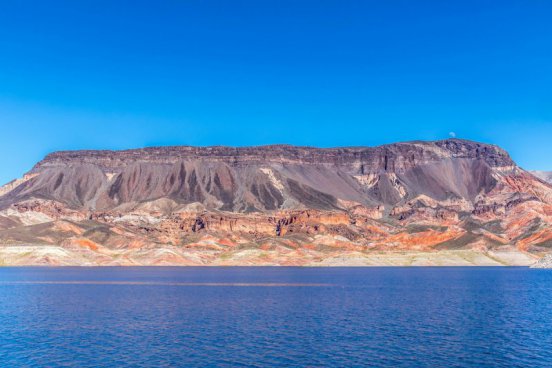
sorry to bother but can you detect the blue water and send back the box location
[1,267,552,367]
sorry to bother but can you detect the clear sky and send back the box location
[0,1,551,184]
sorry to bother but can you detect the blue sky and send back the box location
[0,0,551,184]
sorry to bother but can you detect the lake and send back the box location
[1,267,552,367]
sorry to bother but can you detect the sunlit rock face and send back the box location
[531,171,552,184]
[0,138,550,266]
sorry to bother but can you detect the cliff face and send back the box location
[31,139,514,170]
[0,139,549,266]
[2,139,515,211]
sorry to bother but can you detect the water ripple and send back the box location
[1,267,551,367]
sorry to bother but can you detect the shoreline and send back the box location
[0,246,540,267]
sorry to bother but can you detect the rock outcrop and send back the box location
[0,138,549,266]
[531,253,552,268]
[531,171,552,184]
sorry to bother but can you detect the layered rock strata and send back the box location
[0,139,549,265]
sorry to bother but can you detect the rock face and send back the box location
[531,253,552,268]
[531,171,552,184]
[0,138,549,266]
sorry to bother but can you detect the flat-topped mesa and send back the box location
[3,138,552,265]
[0,138,526,216]
[31,139,514,174]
